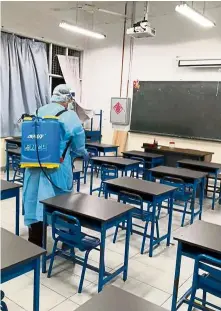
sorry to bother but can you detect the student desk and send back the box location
[86,142,118,156]
[177,159,221,209]
[40,192,134,292]
[104,177,176,257]
[147,166,207,224]
[122,150,164,178]
[5,137,21,181]
[76,286,167,311]
[171,221,221,311]
[1,228,46,311]
[1,180,21,235]
[89,157,140,195]
[142,144,213,167]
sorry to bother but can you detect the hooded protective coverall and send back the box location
[23,103,87,228]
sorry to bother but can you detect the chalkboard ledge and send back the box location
[129,130,221,143]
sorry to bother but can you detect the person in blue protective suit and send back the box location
[23,84,88,247]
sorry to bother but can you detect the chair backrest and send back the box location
[161,176,186,195]
[86,147,99,156]
[101,164,118,181]
[11,155,21,171]
[195,254,221,295]
[118,190,145,219]
[51,211,82,246]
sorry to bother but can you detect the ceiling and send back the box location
[1,1,221,49]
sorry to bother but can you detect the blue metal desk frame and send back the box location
[42,204,132,293]
[1,186,20,235]
[104,185,175,257]
[1,258,41,311]
[146,171,205,225]
[171,241,221,311]
[89,159,140,195]
[123,153,164,172]
[177,162,221,210]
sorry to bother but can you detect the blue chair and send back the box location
[0,290,8,311]
[11,155,24,184]
[130,156,145,179]
[73,169,81,192]
[113,191,160,254]
[159,176,192,226]
[188,254,221,311]
[98,164,118,197]
[84,147,99,182]
[47,211,100,293]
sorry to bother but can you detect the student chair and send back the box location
[130,156,145,179]
[206,174,221,204]
[98,164,118,197]
[84,147,99,183]
[0,290,8,311]
[47,211,100,293]
[11,155,24,184]
[113,191,160,254]
[73,169,81,192]
[159,176,192,226]
[188,254,221,311]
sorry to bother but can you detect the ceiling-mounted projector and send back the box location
[127,20,156,38]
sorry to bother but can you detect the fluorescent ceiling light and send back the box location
[98,8,126,17]
[175,4,215,28]
[59,22,106,39]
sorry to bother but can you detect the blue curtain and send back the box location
[1,32,50,137]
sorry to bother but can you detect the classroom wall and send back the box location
[82,7,221,163]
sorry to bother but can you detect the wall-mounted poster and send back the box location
[110,98,131,125]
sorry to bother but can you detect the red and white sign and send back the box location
[111,98,131,125]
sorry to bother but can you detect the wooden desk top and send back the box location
[40,192,134,223]
[148,166,207,180]
[104,177,176,198]
[86,143,118,149]
[178,159,221,171]
[1,228,46,273]
[76,286,167,311]
[1,180,22,192]
[91,156,140,167]
[174,221,221,256]
[142,144,213,156]
[123,150,164,159]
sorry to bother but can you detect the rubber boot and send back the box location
[28,221,43,247]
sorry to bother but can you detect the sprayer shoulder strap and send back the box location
[55,109,68,117]
[35,108,68,117]
[54,109,72,161]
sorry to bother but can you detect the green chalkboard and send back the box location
[130,81,221,142]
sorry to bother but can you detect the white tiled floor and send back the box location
[1,171,221,310]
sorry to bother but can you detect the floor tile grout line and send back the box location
[5,296,27,311]
[48,297,80,311]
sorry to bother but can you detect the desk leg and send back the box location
[33,258,40,311]
[6,149,9,181]
[199,178,205,219]
[212,173,218,210]
[167,193,173,246]
[115,148,118,156]
[219,180,221,205]
[123,211,132,281]
[42,206,47,273]
[190,183,197,224]
[90,162,94,195]
[98,225,106,292]
[171,242,182,311]
[15,189,20,236]
[77,174,80,192]
[149,199,156,257]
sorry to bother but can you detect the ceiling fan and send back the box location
[52,3,128,18]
